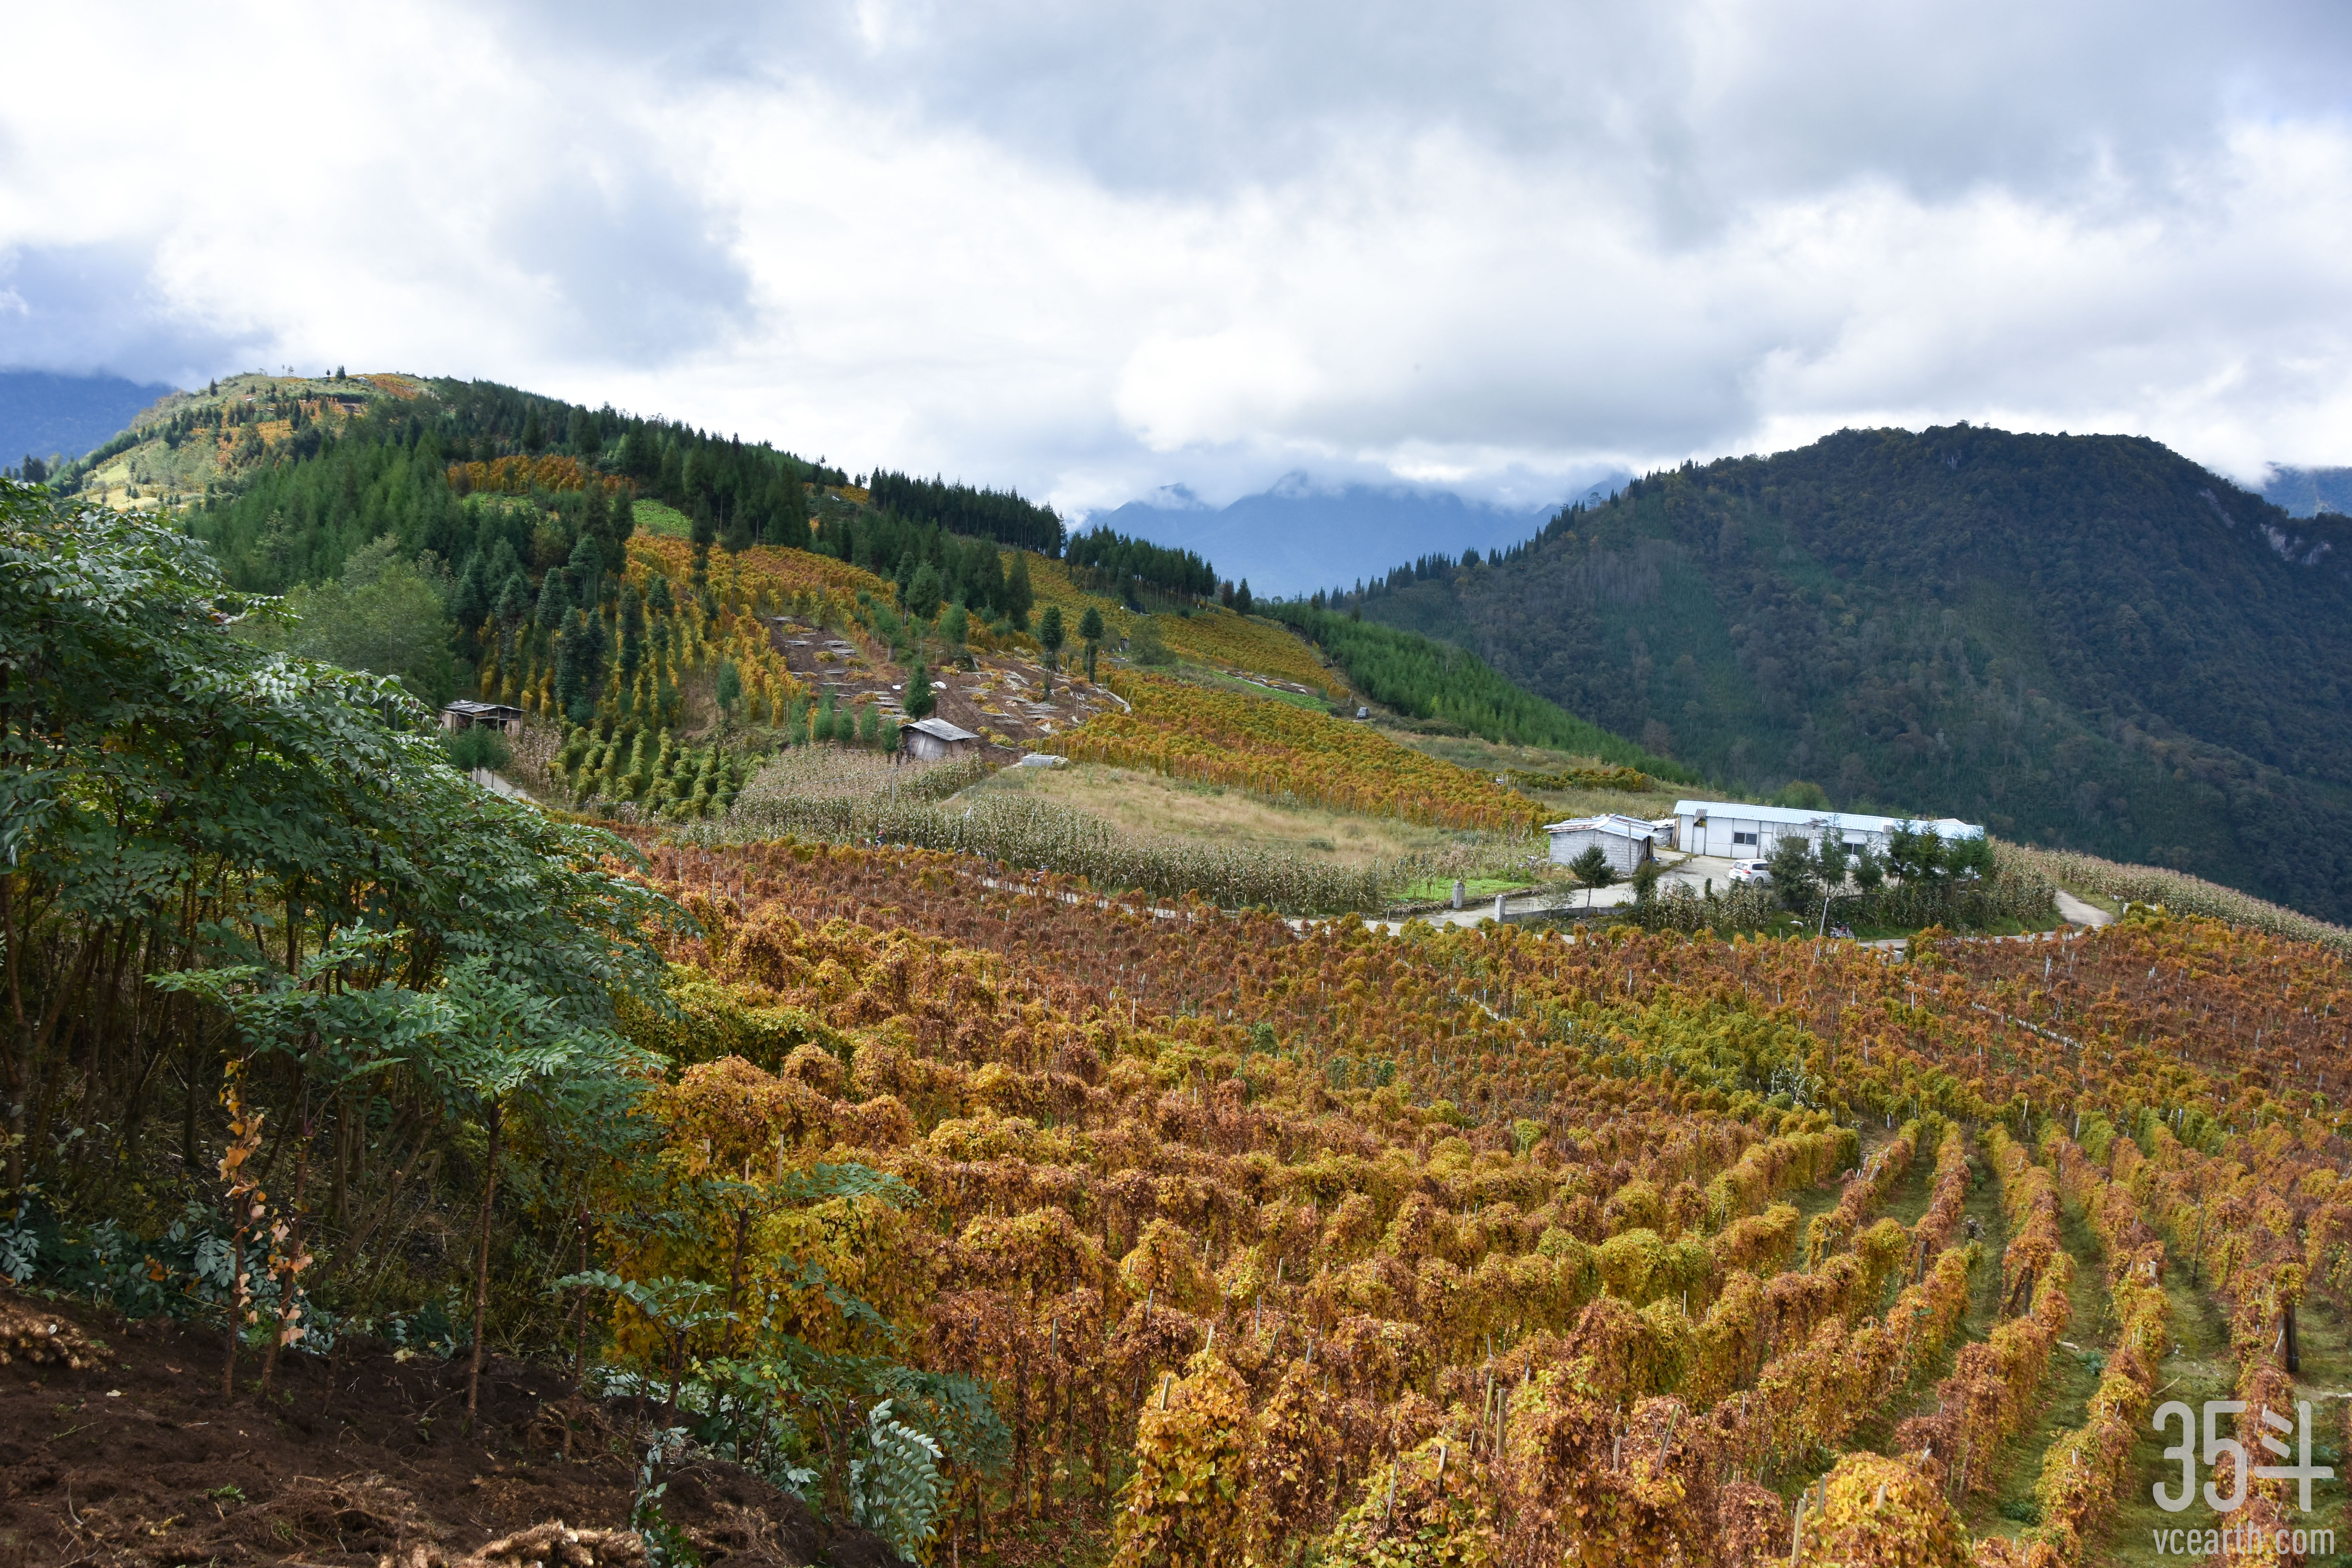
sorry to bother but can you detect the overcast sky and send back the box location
[4,1,2350,514]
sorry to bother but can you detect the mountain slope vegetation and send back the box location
[13,479,2352,1568]
[15,391,2352,1568]
[1346,425,2352,922]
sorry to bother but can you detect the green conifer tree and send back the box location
[1078,606,1104,683]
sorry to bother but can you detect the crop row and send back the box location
[2002,842,2352,953]
[1049,671,1538,831]
[701,759,1385,914]
[586,829,2352,1563]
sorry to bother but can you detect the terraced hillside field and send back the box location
[587,830,2352,1566]
[13,446,2352,1568]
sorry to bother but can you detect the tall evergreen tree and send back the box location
[534,568,572,636]
[906,561,945,622]
[494,572,532,627]
[565,533,604,609]
[452,555,490,653]
[1078,606,1104,683]
[619,582,646,678]
[1005,550,1034,630]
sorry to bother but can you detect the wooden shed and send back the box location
[900,716,981,762]
[439,700,523,733]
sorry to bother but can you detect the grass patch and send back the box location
[1387,730,1671,821]
[1967,1182,2111,1543]
[712,753,1386,913]
[633,499,694,538]
[2103,1259,2243,1561]
[1863,1138,2007,1450]
[1152,661,1338,712]
[1396,875,1531,904]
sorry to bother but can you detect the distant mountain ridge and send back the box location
[0,369,176,471]
[1346,425,2352,923]
[2262,465,2352,518]
[1087,471,1627,596]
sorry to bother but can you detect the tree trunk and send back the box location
[257,1119,313,1400]
[181,1033,202,1174]
[465,1098,503,1423]
[222,1223,245,1399]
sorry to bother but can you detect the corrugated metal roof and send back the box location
[901,717,980,743]
[1542,813,1660,837]
[1671,800,1982,838]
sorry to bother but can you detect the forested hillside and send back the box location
[1342,426,2352,922]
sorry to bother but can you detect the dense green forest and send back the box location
[1062,522,1219,600]
[1267,601,1688,779]
[864,467,1065,553]
[180,377,844,595]
[122,375,1194,708]
[1339,425,2352,922]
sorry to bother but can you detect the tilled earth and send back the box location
[766,619,1116,751]
[0,1292,895,1568]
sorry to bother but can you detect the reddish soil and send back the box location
[0,1290,897,1568]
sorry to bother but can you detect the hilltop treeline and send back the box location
[182,379,843,589]
[1064,522,1219,600]
[866,468,1065,554]
[811,504,1038,629]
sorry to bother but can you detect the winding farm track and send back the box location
[2054,889,2117,928]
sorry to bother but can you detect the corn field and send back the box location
[693,751,1389,913]
[2000,842,2352,952]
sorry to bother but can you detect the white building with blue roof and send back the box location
[1671,800,1982,860]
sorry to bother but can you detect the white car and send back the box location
[1726,859,1772,884]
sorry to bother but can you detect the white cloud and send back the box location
[2,0,2349,517]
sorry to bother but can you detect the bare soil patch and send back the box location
[0,1289,891,1568]
[766,619,1114,752]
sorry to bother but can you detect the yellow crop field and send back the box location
[1048,670,1537,829]
[447,454,626,495]
[627,533,895,611]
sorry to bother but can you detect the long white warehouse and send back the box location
[1673,800,1983,860]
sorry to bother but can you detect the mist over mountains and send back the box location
[0,369,176,471]
[1083,472,1628,597]
[2262,465,2352,519]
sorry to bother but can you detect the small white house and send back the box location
[899,716,982,762]
[1672,800,1984,860]
[1544,813,1662,875]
